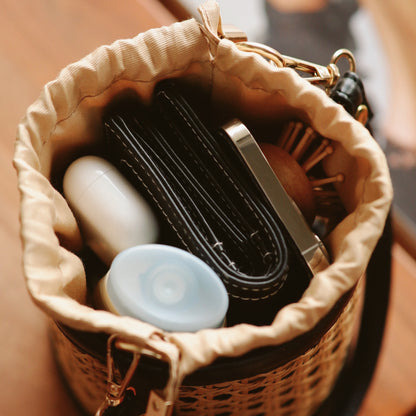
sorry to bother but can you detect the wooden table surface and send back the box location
[1,1,415,415]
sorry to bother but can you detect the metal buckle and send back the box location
[95,335,175,416]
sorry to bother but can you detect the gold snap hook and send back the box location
[223,26,357,92]
[233,40,345,88]
[330,48,356,73]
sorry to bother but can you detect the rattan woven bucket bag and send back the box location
[14,1,393,415]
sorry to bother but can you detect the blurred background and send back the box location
[1,1,416,415]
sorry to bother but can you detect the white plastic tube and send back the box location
[63,155,158,265]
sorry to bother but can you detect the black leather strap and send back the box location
[330,71,373,129]
[103,81,312,326]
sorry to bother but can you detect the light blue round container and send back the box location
[96,245,229,332]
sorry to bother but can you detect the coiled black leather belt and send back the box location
[103,80,312,326]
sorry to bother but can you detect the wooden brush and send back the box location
[260,120,345,228]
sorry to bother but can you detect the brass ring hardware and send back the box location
[330,48,356,73]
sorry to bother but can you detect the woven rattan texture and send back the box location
[50,324,108,413]
[50,278,362,416]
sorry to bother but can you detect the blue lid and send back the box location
[106,245,229,332]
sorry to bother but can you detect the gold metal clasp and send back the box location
[235,41,347,88]
[277,52,340,87]
[222,27,357,91]
[95,335,174,416]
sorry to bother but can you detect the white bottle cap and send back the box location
[63,156,158,265]
[102,245,229,332]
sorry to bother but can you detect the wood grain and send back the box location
[0,1,415,415]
